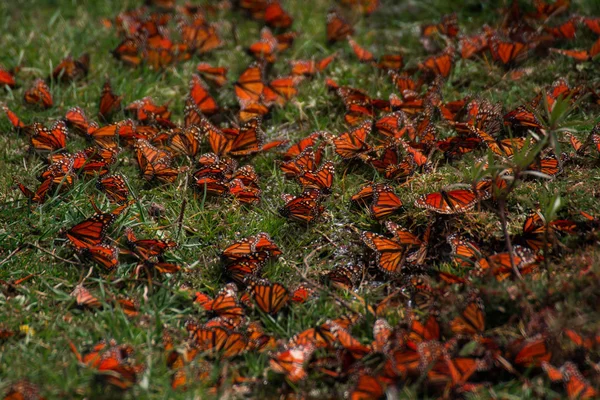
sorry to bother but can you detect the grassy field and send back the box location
[1,0,600,398]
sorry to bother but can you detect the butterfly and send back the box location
[326,8,354,43]
[112,37,143,67]
[510,335,552,367]
[475,246,537,281]
[222,232,282,263]
[290,283,316,304]
[2,380,45,400]
[361,231,411,275]
[65,201,132,250]
[98,79,123,121]
[339,0,380,15]
[296,161,335,194]
[290,53,336,76]
[528,153,561,177]
[329,120,372,159]
[235,63,265,106]
[489,37,529,65]
[134,139,185,183]
[24,79,53,109]
[227,178,262,204]
[189,325,248,358]
[418,49,454,78]
[460,33,488,59]
[583,16,600,35]
[550,37,600,62]
[348,38,374,63]
[376,53,404,70]
[543,362,598,399]
[124,227,177,260]
[248,27,279,63]
[421,13,459,38]
[323,263,363,290]
[351,183,403,220]
[71,340,145,389]
[262,76,303,107]
[543,18,577,39]
[280,146,326,179]
[247,278,290,315]
[279,189,325,223]
[415,189,478,214]
[270,345,315,382]
[178,18,223,54]
[30,120,68,153]
[264,1,293,29]
[447,234,482,266]
[16,177,54,204]
[0,65,17,88]
[450,300,485,336]
[206,117,286,157]
[51,53,90,82]
[125,97,172,125]
[187,74,219,115]
[330,323,372,360]
[64,106,90,135]
[81,243,120,270]
[196,284,245,320]
[2,104,30,132]
[196,62,228,87]
[95,174,130,205]
[469,126,526,157]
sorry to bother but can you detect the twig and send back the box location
[176,198,187,241]
[497,199,522,280]
[0,245,23,266]
[26,242,82,266]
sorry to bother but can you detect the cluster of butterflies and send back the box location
[3,0,600,399]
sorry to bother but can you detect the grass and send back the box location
[1,0,600,398]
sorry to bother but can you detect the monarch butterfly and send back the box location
[221,232,282,262]
[135,260,181,275]
[2,104,29,132]
[30,120,68,153]
[352,183,402,220]
[24,79,53,109]
[231,165,260,189]
[280,146,324,178]
[468,125,526,157]
[375,111,413,139]
[383,347,421,378]
[510,335,552,367]
[279,188,325,223]
[0,65,17,88]
[447,234,482,266]
[437,137,481,158]
[339,0,380,15]
[112,37,143,67]
[475,246,537,281]
[124,227,177,260]
[167,125,202,157]
[489,37,529,65]
[16,177,54,204]
[178,19,222,54]
[247,278,290,315]
[330,120,372,159]
[323,263,363,289]
[421,13,459,38]
[583,16,600,34]
[264,1,293,29]
[348,38,374,63]
[64,106,90,134]
[544,18,577,39]
[290,283,315,304]
[450,301,485,336]
[388,71,421,93]
[269,344,315,382]
[235,63,265,105]
[376,53,403,70]
[196,63,228,87]
[359,145,399,172]
[82,243,120,270]
[227,178,262,204]
[563,329,600,350]
[361,231,409,274]
[3,380,45,400]
[529,0,570,20]
[371,319,392,353]
[115,297,139,318]
[96,174,130,205]
[187,74,218,115]
[283,132,326,161]
[51,53,90,82]
[543,362,598,399]
[415,189,479,214]
[71,284,101,308]
[296,161,335,194]
[408,313,441,346]
[65,201,132,250]
[190,326,248,358]
[460,34,488,59]
[201,284,245,319]
[326,8,354,43]
[248,27,279,63]
[290,53,336,76]
[262,75,303,107]
[418,50,454,78]
[330,323,372,359]
[125,97,171,125]
[528,154,561,177]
